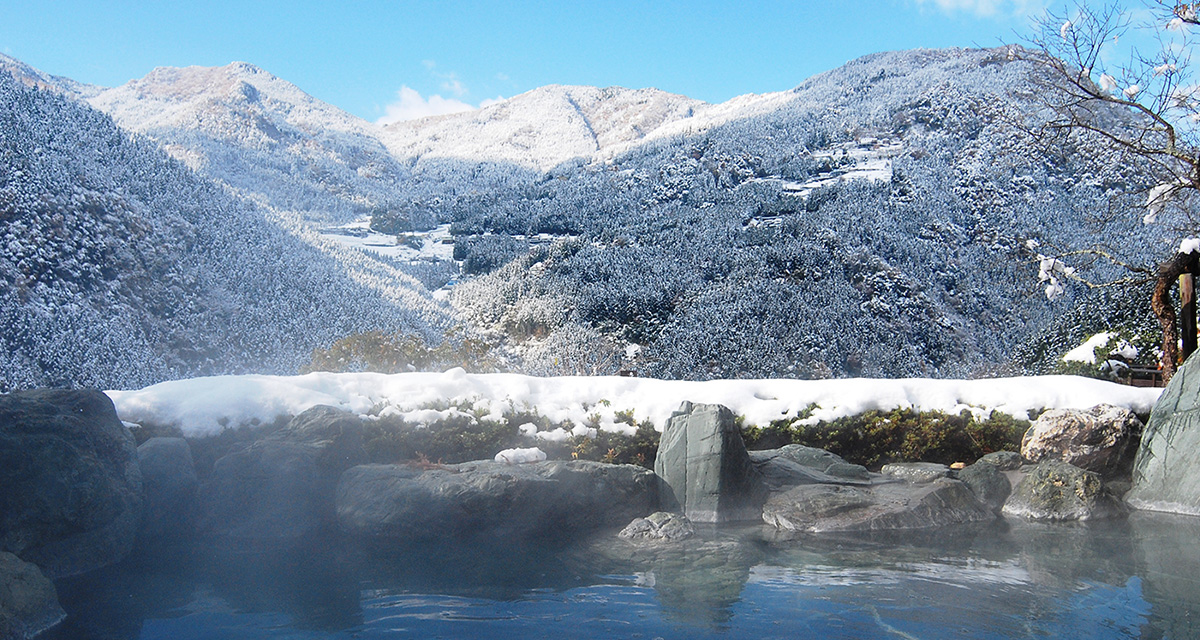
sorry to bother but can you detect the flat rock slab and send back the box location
[749,449,874,490]
[762,477,994,533]
[337,460,657,542]
[881,462,951,484]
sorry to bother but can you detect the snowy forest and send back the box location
[0,45,1174,390]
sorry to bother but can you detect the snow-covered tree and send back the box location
[1021,1,1200,378]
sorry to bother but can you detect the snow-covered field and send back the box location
[318,220,457,262]
[107,370,1162,438]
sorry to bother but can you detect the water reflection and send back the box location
[48,513,1200,639]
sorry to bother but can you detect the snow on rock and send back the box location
[1180,237,1200,254]
[494,447,547,464]
[106,370,1162,438]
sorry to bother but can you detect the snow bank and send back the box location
[106,369,1163,438]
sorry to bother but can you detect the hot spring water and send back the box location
[47,511,1199,639]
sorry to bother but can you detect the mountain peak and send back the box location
[0,53,102,98]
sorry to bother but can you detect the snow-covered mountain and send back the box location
[379,84,706,170]
[73,61,410,224]
[0,69,450,391]
[0,47,1167,386]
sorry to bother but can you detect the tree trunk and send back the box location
[1153,253,1194,382]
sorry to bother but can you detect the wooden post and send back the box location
[1182,255,1198,362]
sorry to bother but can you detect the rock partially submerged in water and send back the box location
[1002,460,1126,521]
[0,389,142,578]
[336,460,657,542]
[1021,405,1140,476]
[0,552,65,640]
[655,402,767,523]
[618,512,695,542]
[200,405,367,544]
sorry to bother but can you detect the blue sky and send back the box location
[2,0,1059,122]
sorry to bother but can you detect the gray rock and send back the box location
[654,402,766,523]
[976,450,1023,471]
[200,405,368,544]
[0,552,65,640]
[958,460,1011,512]
[137,437,198,541]
[770,445,871,480]
[749,448,873,491]
[0,389,142,578]
[880,462,950,483]
[1002,460,1127,521]
[1128,355,1200,515]
[274,404,368,470]
[337,460,657,542]
[618,512,695,542]
[1021,405,1140,475]
[762,477,994,533]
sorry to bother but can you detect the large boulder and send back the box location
[654,402,766,523]
[1128,355,1200,515]
[200,405,367,544]
[337,460,657,542]
[1020,404,1140,476]
[762,477,994,533]
[1002,460,1126,521]
[0,552,65,640]
[0,389,142,578]
[137,437,198,542]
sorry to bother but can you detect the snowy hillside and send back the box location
[0,70,450,391]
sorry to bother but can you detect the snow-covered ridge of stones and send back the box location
[106,369,1162,438]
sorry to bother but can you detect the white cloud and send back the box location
[376,86,476,124]
[441,76,467,97]
[376,60,508,123]
[915,0,1046,17]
